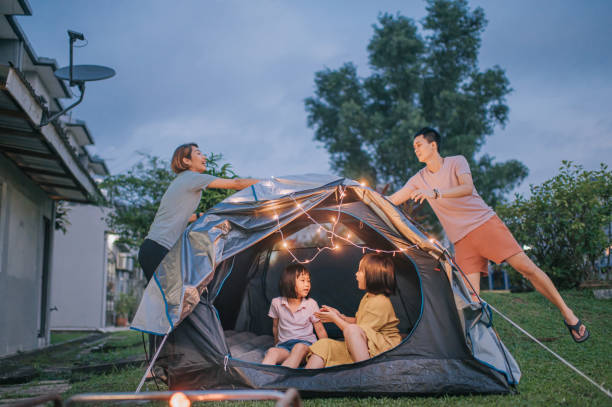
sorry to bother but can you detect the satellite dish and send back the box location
[54,65,115,82]
[37,30,115,128]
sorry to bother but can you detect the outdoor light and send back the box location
[272,188,418,264]
[169,392,191,407]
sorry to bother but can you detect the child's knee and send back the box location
[292,343,309,353]
[344,324,364,337]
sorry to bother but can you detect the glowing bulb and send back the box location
[334,244,340,250]
[304,260,310,263]
[429,238,435,244]
[331,216,336,222]
[318,227,322,233]
[283,242,288,248]
[347,233,351,239]
[296,203,301,209]
[273,214,278,220]
[376,249,381,253]
[169,392,191,407]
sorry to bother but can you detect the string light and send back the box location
[271,186,418,264]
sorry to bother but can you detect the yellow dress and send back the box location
[309,293,401,367]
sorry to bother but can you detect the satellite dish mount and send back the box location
[38,30,115,128]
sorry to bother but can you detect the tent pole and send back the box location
[135,331,170,393]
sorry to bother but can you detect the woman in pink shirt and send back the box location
[262,264,328,368]
[389,128,589,343]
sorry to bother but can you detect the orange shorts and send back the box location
[454,215,522,276]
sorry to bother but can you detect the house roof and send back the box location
[0,65,102,202]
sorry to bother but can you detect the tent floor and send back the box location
[225,330,275,364]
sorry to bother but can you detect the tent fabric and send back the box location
[132,174,521,395]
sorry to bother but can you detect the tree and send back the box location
[497,162,612,289]
[305,0,528,217]
[100,153,236,250]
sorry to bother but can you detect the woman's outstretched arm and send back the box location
[208,178,259,190]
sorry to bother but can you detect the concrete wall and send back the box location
[0,154,54,356]
[50,204,108,330]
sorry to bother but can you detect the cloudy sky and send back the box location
[18,0,611,195]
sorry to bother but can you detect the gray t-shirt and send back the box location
[146,171,218,249]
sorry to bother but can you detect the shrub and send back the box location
[497,161,611,290]
[115,292,139,321]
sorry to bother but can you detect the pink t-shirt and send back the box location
[268,297,320,344]
[403,155,495,243]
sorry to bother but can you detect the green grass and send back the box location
[3,290,610,406]
[50,330,92,345]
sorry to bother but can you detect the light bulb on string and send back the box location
[270,187,419,265]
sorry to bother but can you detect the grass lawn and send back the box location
[50,331,92,345]
[3,289,610,406]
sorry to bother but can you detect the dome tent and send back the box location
[131,174,521,395]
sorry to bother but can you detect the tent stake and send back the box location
[136,332,169,393]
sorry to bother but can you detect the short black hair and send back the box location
[359,253,396,296]
[279,264,310,299]
[413,127,441,152]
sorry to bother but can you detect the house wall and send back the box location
[50,204,108,330]
[0,154,54,356]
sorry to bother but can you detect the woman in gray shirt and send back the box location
[138,143,258,282]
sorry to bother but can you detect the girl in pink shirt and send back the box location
[262,264,328,368]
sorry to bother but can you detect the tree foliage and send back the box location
[497,162,612,289]
[305,0,528,213]
[100,153,236,250]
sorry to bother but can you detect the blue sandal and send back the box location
[564,319,590,343]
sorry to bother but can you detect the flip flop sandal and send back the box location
[564,319,590,343]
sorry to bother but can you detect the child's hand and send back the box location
[320,305,340,316]
[315,309,338,323]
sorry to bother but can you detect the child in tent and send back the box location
[262,264,328,368]
[306,253,401,368]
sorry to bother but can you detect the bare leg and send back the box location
[281,343,310,368]
[262,347,289,365]
[343,324,370,362]
[305,354,325,369]
[506,252,586,339]
[463,273,481,298]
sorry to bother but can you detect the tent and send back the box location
[131,174,521,395]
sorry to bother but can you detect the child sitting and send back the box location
[262,264,327,368]
[306,253,401,368]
